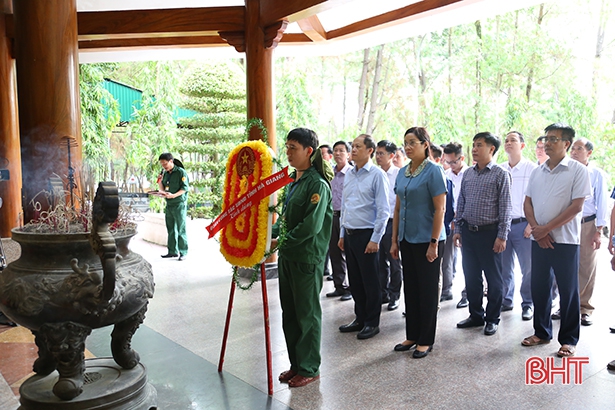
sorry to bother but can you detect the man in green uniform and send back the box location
[272,128,333,388]
[158,153,189,261]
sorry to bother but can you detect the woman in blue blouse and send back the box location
[391,127,447,358]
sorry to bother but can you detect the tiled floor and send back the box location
[1,218,615,409]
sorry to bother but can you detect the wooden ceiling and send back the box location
[2,0,545,61]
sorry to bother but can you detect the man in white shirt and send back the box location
[442,142,469,306]
[375,140,402,311]
[570,138,608,326]
[521,123,590,358]
[500,131,537,320]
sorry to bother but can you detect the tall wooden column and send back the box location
[245,0,275,150]
[243,0,287,265]
[13,0,83,223]
[0,6,22,236]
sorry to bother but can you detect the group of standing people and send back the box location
[203,120,609,389]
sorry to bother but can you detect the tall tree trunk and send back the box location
[448,27,452,95]
[592,0,608,103]
[410,39,420,125]
[494,16,502,134]
[526,4,545,103]
[474,20,483,133]
[343,69,347,130]
[414,35,427,123]
[357,48,370,129]
[366,45,384,135]
[506,11,519,101]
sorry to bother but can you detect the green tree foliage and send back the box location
[276,57,318,149]
[275,1,614,176]
[176,61,246,217]
[79,63,120,190]
[77,0,615,195]
[108,61,183,191]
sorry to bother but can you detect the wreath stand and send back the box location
[218,263,273,396]
[207,132,291,398]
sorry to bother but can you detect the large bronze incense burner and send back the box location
[0,182,156,408]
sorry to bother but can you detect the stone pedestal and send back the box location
[19,357,157,410]
[138,213,167,247]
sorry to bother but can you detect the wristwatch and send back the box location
[430,238,437,244]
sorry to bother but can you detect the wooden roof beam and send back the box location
[77,7,245,39]
[260,0,352,27]
[297,15,326,42]
[78,36,228,51]
[327,0,463,40]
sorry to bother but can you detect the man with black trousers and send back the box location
[338,134,390,340]
[325,141,353,301]
[375,140,403,311]
[453,132,511,336]
[521,123,590,358]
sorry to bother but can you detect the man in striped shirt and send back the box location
[453,132,512,336]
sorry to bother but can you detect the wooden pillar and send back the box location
[245,0,275,150]
[13,0,83,223]
[0,5,22,236]
[243,1,287,264]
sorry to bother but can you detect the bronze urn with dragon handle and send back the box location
[0,182,155,402]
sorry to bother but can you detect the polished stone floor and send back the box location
[1,219,615,409]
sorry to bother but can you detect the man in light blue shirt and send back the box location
[338,134,390,340]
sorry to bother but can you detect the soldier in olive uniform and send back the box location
[272,128,333,388]
[158,153,189,261]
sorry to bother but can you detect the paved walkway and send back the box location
[2,217,615,409]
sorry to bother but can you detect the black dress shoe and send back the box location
[440,294,453,302]
[387,299,400,311]
[161,253,178,258]
[326,289,345,298]
[501,305,513,312]
[339,320,363,333]
[326,275,334,281]
[412,346,433,359]
[357,326,379,340]
[484,322,498,335]
[394,342,416,352]
[340,292,352,301]
[551,309,561,320]
[456,297,469,309]
[457,317,484,328]
[610,326,615,333]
